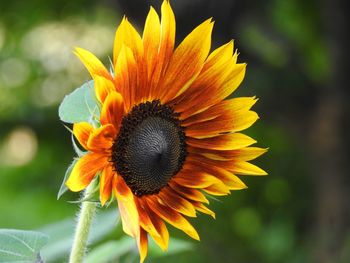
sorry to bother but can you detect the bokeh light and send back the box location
[0,126,38,166]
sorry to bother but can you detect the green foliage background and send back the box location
[0,0,348,262]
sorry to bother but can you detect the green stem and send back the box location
[69,182,97,263]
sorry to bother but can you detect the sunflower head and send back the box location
[63,1,267,262]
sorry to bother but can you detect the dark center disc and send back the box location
[111,100,187,196]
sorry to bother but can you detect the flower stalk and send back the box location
[69,182,97,263]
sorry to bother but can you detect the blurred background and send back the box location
[0,0,349,262]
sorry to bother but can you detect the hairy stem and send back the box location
[69,183,97,263]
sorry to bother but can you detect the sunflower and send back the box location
[65,1,267,262]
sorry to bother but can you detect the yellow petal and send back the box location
[74,47,112,81]
[204,40,234,71]
[229,161,268,176]
[143,7,161,80]
[220,62,246,97]
[73,122,94,150]
[159,0,176,65]
[113,17,144,66]
[221,147,268,161]
[94,76,116,103]
[66,153,107,192]
[159,0,176,55]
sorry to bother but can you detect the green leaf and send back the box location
[57,158,78,200]
[86,237,134,263]
[58,80,100,124]
[39,210,119,262]
[0,229,49,263]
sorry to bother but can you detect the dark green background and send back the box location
[0,0,348,262]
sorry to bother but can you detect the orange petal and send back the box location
[100,91,124,129]
[170,46,238,115]
[87,124,116,151]
[189,154,267,176]
[137,228,148,263]
[146,197,200,240]
[136,199,161,239]
[173,169,221,189]
[114,176,140,238]
[159,188,197,217]
[148,0,175,99]
[182,97,257,125]
[199,147,268,162]
[227,147,268,161]
[185,110,259,138]
[99,165,114,206]
[174,59,246,119]
[66,153,107,192]
[74,47,112,81]
[73,122,94,150]
[187,133,256,150]
[188,146,232,161]
[186,158,247,190]
[169,181,209,204]
[159,19,213,102]
[186,153,233,170]
[139,199,169,251]
[94,76,116,103]
[159,0,175,61]
[113,17,146,105]
[188,145,267,161]
[114,45,138,111]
